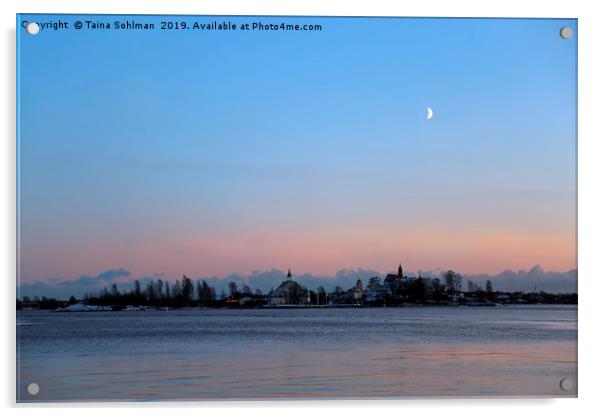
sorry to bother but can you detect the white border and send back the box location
[2,1,601,414]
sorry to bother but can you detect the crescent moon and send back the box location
[426,107,433,120]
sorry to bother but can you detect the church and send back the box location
[268,269,311,306]
[384,264,406,291]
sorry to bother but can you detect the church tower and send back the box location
[398,264,403,278]
[287,268,292,280]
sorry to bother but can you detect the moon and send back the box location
[426,107,434,120]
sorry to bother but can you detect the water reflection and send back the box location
[17,305,577,401]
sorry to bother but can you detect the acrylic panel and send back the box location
[16,14,577,402]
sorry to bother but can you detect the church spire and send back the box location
[287,268,292,279]
[398,264,403,278]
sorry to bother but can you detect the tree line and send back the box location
[16,270,577,310]
[82,275,221,308]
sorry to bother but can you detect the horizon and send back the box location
[17,263,578,299]
[18,16,576,294]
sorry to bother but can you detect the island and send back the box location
[16,264,577,311]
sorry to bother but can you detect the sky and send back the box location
[17,15,577,295]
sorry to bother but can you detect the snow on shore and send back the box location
[54,303,111,312]
[53,303,153,312]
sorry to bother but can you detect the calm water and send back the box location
[16,305,577,401]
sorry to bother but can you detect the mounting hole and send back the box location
[559,377,574,391]
[26,382,40,396]
[559,27,573,39]
[26,22,40,35]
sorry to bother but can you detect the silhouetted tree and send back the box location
[133,280,142,304]
[172,280,182,297]
[228,282,238,298]
[156,279,164,300]
[242,284,252,296]
[165,282,171,308]
[172,280,184,307]
[195,280,203,305]
[100,288,109,304]
[367,276,381,290]
[110,283,120,299]
[456,274,463,292]
[408,277,427,303]
[38,296,61,309]
[201,280,213,302]
[146,282,157,305]
[316,286,326,305]
[443,271,462,293]
[486,280,495,301]
[181,275,193,305]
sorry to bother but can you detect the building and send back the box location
[384,264,405,290]
[352,279,364,304]
[268,268,311,306]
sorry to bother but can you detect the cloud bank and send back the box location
[18,265,577,300]
[465,265,577,293]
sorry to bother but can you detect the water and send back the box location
[16,305,577,401]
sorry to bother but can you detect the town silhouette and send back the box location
[17,264,577,311]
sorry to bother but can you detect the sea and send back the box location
[16,304,577,401]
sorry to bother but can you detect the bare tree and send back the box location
[110,283,120,298]
[201,280,213,302]
[228,282,238,298]
[486,280,495,301]
[156,279,164,299]
[242,284,252,296]
[443,271,461,293]
[181,275,193,305]
[196,280,202,305]
[145,282,156,305]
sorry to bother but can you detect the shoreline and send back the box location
[16,302,578,313]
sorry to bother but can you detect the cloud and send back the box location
[18,268,132,299]
[465,265,577,293]
[17,265,577,300]
[56,268,131,287]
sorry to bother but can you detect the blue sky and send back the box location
[18,15,577,292]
